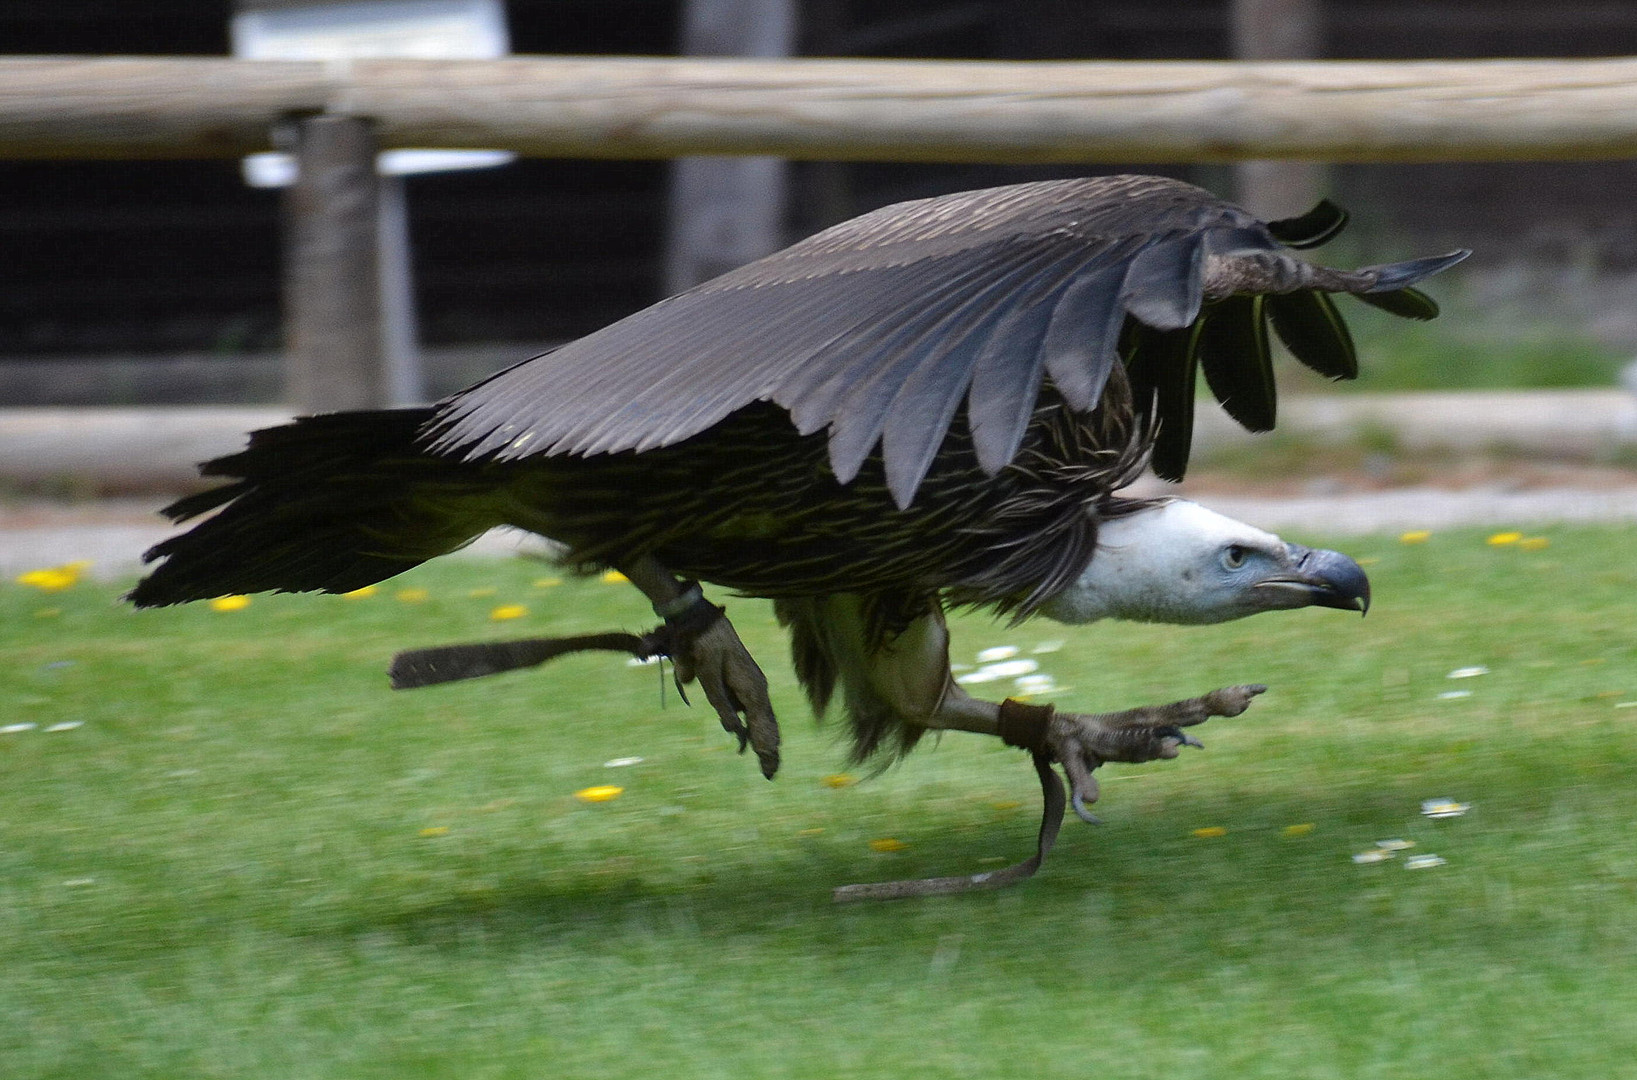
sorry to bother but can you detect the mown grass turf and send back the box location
[1344,303,1625,392]
[4,527,1636,1079]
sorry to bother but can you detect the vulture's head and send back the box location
[1041,500,1369,626]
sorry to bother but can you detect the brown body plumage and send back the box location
[505,383,1150,615]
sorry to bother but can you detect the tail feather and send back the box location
[129,408,502,607]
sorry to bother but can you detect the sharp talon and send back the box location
[1071,791,1104,825]
[1180,733,1205,749]
[720,721,748,752]
[1247,684,1268,694]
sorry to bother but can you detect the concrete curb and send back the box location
[1199,487,1637,536]
[0,516,556,582]
[5,391,1635,494]
[0,407,292,493]
[1190,389,1637,456]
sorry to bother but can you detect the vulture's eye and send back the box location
[1222,545,1247,570]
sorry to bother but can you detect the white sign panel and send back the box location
[232,0,509,61]
[233,0,514,185]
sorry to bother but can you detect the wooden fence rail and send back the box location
[3,55,1637,163]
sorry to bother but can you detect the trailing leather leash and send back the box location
[387,589,723,690]
[389,630,661,688]
[832,699,1064,902]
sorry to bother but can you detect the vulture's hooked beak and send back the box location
[1256,544,1371,615]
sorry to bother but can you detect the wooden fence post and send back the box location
[283,114,386,412]
[1231,0,1327,218]
[664,0,797,293]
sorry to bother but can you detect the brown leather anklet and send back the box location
[997,698,1055,754]
[658,582,725,641]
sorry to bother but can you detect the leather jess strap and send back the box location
[832,697,1065,903]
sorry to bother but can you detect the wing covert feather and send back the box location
[1037,258,1129,415]
[424,173,1465,501]
[830,244,1089,492]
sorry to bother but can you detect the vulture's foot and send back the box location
[673,616,781,779]
[1047,684,1266,822]
[618,557,781,779]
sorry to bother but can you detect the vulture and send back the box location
[132,175,1465,894]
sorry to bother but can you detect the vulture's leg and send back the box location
[618,556,780,778]
[1046,686,1265,820]
[792,596,1262,818]
[933,680,1265,822]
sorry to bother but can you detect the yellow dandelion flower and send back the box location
[575,785,623,803]
[419,826,450,837]
[1282,823,1315,837]
[209,595,251,612]
[533,577,563,588]
[1398,530,1431,545]
[16,570,73,591]
[869,838,907,853]
[1192,826,1227,838]
[343,585,378,598]
[490,604,528,621]
[1487,531,1522,546]
[395,587,429,602]
[1519,537,1550,551]
[16,560,90,591]
[821,773,856,788]
[600,570,629,584]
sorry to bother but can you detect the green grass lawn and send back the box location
[1341,302,1625,392]
[4,527,1636,1079]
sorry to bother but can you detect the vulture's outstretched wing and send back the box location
[428,175,1467,505]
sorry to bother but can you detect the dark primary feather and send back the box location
[1123,321,1204,482]
[1266,199,1349,249]
[1198,295,1276,432]
[1357,287,1439,321]
[427,175,1464,501]
[1266,290,1358,381]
